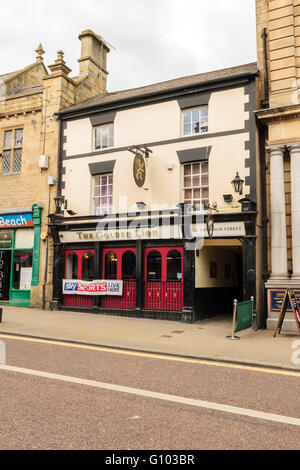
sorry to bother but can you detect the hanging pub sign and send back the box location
[273,289,300,337]
[133,152,146,187]
[62,279,123,296]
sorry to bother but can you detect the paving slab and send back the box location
[0,306,299,371]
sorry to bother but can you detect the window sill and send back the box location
[93,146,115,152]
[182,131,209,138]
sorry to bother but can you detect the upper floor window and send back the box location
[93,173,113,215]
[183,108,208,136]
[182,161,208,209]
[2,128,23,175]
[94,124,114,150]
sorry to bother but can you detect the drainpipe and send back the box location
[56,117,63,198]
[261,28,269,108]
[257,119,269,328]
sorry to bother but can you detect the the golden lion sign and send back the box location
[133,152,146,187]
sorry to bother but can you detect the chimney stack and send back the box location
[78,29,110,93]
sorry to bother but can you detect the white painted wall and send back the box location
[62,85,251,216]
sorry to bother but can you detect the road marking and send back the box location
[0,332,299,378]
[0,363,300,427]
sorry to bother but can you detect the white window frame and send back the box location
[182,107,208,137]
[93,123,114,151]
[182,161,209,209]
[92,173,113,216]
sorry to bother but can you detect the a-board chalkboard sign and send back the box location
[273,289,300,337]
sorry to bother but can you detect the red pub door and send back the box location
[102,248,136,309]
[144,247,183,310]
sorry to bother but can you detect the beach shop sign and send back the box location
[0,213,33,228]
[63,279,123,296]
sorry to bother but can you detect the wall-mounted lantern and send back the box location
[231,171,244,195]
[54,195,65,215]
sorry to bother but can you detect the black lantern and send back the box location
[231,172,244,195]
[54,195,65,215]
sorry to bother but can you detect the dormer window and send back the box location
[183,108,208,136]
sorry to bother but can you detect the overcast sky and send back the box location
[0,0,257,92]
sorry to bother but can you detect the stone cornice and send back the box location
[255,104,300,123]
[0,106,42,119]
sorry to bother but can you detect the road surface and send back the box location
[0,333,299,450]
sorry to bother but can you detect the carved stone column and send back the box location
[268,146,288,279]
[289,143,300,279]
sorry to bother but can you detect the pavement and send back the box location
[0,305,299,371]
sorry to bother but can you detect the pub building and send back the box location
[0,204,42,307]
[49,62,263,324]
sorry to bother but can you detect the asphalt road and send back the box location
[0,334,299,451]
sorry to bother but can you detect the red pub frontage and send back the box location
[49,209,195,322]
[49,201,257,323]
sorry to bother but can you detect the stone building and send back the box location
[49,62,264,324]
[0,30,110,308]
[256,0,300,331]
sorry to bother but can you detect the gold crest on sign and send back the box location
[133,152,146,187]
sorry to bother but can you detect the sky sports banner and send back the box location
[62,279,123,296]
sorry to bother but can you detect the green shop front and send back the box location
[0,204,42,307]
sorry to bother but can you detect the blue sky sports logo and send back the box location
[63,281,78,292]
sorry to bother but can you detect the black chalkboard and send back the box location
[274,289,300,337]
[0,251,11,301]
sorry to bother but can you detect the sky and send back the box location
[0,0,257,92]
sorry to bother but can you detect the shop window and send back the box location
[2,128,23,175]
[82,252,95,281]
[183,161,208,209]
[66,253,78,279]
[105,251,117,279]
[94,124,114,150]
[122,251,136,280]
[0,230,13,248]
[15,228,34,249]
[147,250,162,281]
[183,107,208,136]
[167,249,182,281]
[93,173,113,215]
[12,252,32,290]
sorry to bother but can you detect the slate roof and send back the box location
[60,62,258,115]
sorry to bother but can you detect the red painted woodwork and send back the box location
[144,247,183,311]
[62,246,183,312]
[63,250,95,307]
[101,248,136,309]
